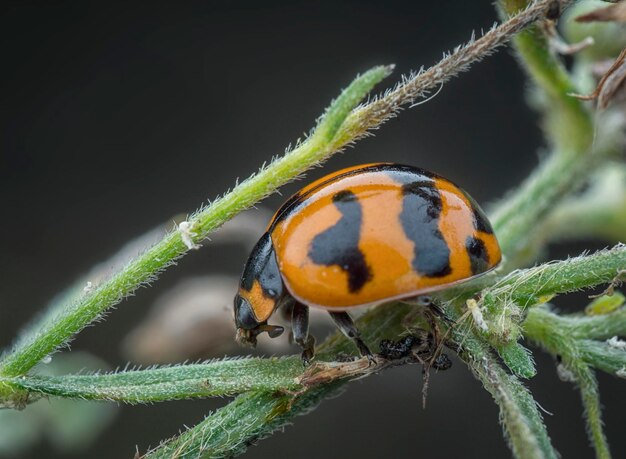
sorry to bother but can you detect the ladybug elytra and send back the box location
[234,163,501,361]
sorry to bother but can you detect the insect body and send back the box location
[234,163,501,362]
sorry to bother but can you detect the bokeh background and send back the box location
[1,1,625,458]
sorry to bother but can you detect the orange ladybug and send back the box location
[234,163,501,362]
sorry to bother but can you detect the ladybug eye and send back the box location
[234,295,259,330]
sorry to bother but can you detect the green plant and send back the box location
[1,1,626,458]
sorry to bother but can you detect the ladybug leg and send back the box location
[328,312,374,363]
[292,302,316,365]
[281,299,295,322]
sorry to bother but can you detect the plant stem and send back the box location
[491,0,596,268]
[573,363,611,459]
[578,340,626,377]
[0,1,555,379]
[0,358,303,403]
[526,306,626,342]
[445,305,557,459]
[0,66,392,378]
[138,182,625,456]
[481,244,626,310]
[525,307,626,376]
[498,0,591,153]
[524,306,615,458]
[142,385,342,459]
[536,164,626,245]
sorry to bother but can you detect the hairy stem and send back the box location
[524,306,615,458]
[481,244,626,310]
[0,0,557,380]
[0,358,303,403]
[574,363,611,459]
[0,66,391,378]
[142,385,342,459]
[491,0,596,268]
[525,306,626,377]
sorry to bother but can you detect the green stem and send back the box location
[142,301,413,458]
[524,307,615,458]
[0,66,392,378]
[573,363,612,459]
[525,306,626,342]
[447,306,557,459]
[497,0,591,154]
[482,245,626,310]
[525,306,626,377]
[142,385,342,459]
[538,164,626,245]
[1,0,555,378]
[578,340,626,377]
[0,358,303,403]
[491,0,595,268]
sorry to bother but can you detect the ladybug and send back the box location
[234,163,501,362]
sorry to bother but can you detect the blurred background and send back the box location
[1,1,625,458]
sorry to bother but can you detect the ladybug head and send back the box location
[234,293,284,347]
[234,232,286,347]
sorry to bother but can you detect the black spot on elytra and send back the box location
[400,182,451,277]
[466,236,490,275]
[270,163,435,230]
[459,189,494,234]
[308,190,372,293]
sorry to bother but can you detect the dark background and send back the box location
[1,1,624,458]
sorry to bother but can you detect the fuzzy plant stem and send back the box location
[491,0,597,268]
[0,66,392,379]
[142,302,415,458]
[0,0,555,380]
[525,306,626,378]
[6,246,623,454]
[141,244,626,458]
[1,2,615,459]
[0,358,304,403]
[524,306,623,459]
[481,244,626,310]
[532,164,626,247]
[446,306,556,459]
[142,386,343,459]
[6,246,625,406]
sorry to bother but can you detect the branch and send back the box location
[0,351,432,404]
[481,244,626,311]
[536,164,626,245]
[0,0,558,380]
[142,386,341,459]
[579,340,626,377]
[525,306,626,376]
[524,306,620,458]
[498,0,591,153]
[0,66,392,378]
[444,306,557,459]
[490,0,601,268]
[2,1,610,458]
[0,358,303,404]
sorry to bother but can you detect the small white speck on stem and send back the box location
[467,299,488,332]
[179,221,202,250]
[607,336,626,350]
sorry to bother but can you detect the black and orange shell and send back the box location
[267,163,501,309]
